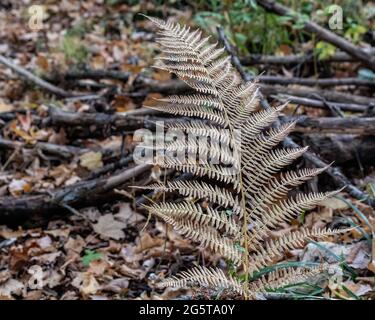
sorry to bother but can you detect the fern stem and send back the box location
[219,96,251,299]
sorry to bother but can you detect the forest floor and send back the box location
[0,1,374,300]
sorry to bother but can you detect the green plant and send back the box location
[60,24,89,65]
[82,250,102,267]
[315,41,336,60]
[190,0,370,58]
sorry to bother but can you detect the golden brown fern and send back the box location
[135,16,347,299]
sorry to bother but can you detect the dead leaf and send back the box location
[64,236,85,254]
[79,151,103,171]
[301,241,371,269]
[368,233,375,273]
[87,259,110,276]
[31,252,61,265]
[342,281,373,296]
[113,95,135,112]
[120,245,143,264]
[36,236,52,249]
[152,70,171,81]
[120,264,146,279]
[8,179,32,196]
[114,202,145,225]
[0,226,25,239]
[0,100,14,112]
[320,197,349,210]
[101,278,129,293]
[36,54,49,72]
[45,228,70,238]
[0,271,11,285]
[0,279,25,298]
[72,272,100,295]
[347,241,371,269]
[93,214,127,240]
[135,232,164,253]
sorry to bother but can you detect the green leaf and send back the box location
[82,250,102,267]
[315,41,336,60]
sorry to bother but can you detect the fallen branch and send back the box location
[265,94,375,207]
[88,155,133,179]
[274,95,369,113]
[0,137,116,160]
[0,163,151,223]
[240,48,375,65]
[43,61,374,110]
[263,84,375,106]
[254,76,375,87]
[64,69,131,82]
[0,54,74,98]
[133,76,372,112]
[255,0,375,71]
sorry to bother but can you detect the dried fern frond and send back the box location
[156,94,224,111]
[137,16,346,299]
[248,191,339,244]
[241,121,296,161]
[248,166,330,214]
[147,102,228,126]
[145,201,239,236]
[242,147,309,193]
[165,122,235,148]
[139,180,242,215]
[155,157,240,190]
[248,264,328,298]
[249,228,347,273]
[158,266,244,295]
[240,104,287,139]
[158,217,243,264]
[164,139,239,166]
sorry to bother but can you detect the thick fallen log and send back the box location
[0,163,151,224]
[285,116,375,135]
[303,134,375,166]
[44,107,157,137]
